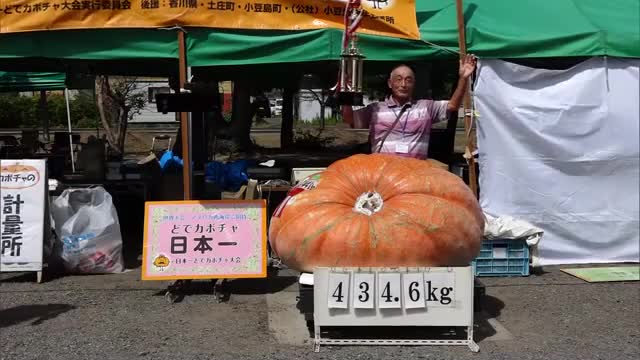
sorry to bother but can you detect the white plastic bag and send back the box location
[483,212,545,268]
[51,187,124,273]
[484,213,544,246]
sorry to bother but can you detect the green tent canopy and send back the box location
[0,28,180,75]
[0,71,66,92]
[0,0,637,73]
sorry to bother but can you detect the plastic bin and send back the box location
[472,239,530,277]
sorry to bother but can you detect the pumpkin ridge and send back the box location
[399,186,485,233]
[379,166,466,201]
[388,194,483,254]
[384,206,441,234]
[443,200,484,235]
[371,215,394,248]
[372,156,396,190]
[349,216,363,252]
[368,217,380,248]
[290,212,359,262]
[392,190,475,216]
[274,201,342,261]
[276,198,351,241]
[317,168,360,196]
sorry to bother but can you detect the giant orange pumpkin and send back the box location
[268,154,485,273]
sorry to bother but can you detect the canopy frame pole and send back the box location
[178,30,192,200]
[455,0,478,198]
[64,87,76,173]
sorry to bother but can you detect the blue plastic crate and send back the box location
[472,239,530,277]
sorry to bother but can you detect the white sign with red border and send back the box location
[1,160,46,272]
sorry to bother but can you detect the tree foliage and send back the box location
[0,92,101,129]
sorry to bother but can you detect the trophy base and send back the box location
[336,92,364,106]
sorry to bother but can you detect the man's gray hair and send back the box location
[389,64,416,78]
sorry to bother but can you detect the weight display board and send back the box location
[312,266,478,352]
[314,266,474,327]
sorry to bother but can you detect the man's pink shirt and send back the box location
[356,97,449,159]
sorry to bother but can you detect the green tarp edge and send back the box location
[0,0,637,71]
[0,71,66,92]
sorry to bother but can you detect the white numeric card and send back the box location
[402,272,426,309]
[352,273,375,309]
[424,271,456,307]
[377,272,402,309]
[327,272,350,309]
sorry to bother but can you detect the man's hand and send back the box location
[459,54,477,79]
[447,54,478,113]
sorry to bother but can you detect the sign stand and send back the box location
[164,278,229,303]
[312,266,479,352]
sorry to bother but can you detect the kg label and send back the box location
[424,272,456,307]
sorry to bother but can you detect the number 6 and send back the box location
[402,273,425,309]
[409,281,420,301]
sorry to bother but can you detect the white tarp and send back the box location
[474,57,640,266]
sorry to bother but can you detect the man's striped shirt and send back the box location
[356,97,449,159]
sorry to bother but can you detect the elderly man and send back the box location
[343,55,477,159]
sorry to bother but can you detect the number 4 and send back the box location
[378,273,402,309]
[382,282,393,302]
[332,282,344,302]
[327,272,350,309]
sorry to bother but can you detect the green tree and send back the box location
[0,93,37,128]
[95,76,146,156]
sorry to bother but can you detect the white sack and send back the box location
[51,187,124,273]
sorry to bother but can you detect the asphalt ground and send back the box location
[1,264,638,360]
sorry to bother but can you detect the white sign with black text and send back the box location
[0,160,46,272]
[314,267,477,352]
[327,272,350,309]
[377,272,402,309]
[424,271,456,307]
[402,272,426,309]
[326,269,458,311]
[352,272,375,309]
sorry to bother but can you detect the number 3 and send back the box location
[358,282,370,302]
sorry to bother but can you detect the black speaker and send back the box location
[155,93,219,114]
[335,92,364,106]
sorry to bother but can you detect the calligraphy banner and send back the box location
[142,200,267,280]
[0,160,46,272]
[0,0,420,39]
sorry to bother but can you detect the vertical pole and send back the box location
[178,31,192,200]
[455,0,478,198]
[281,86,295,149]
[64,88,75,173]
[39,90,50,142]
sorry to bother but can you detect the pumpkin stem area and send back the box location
[353,191,384,216]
